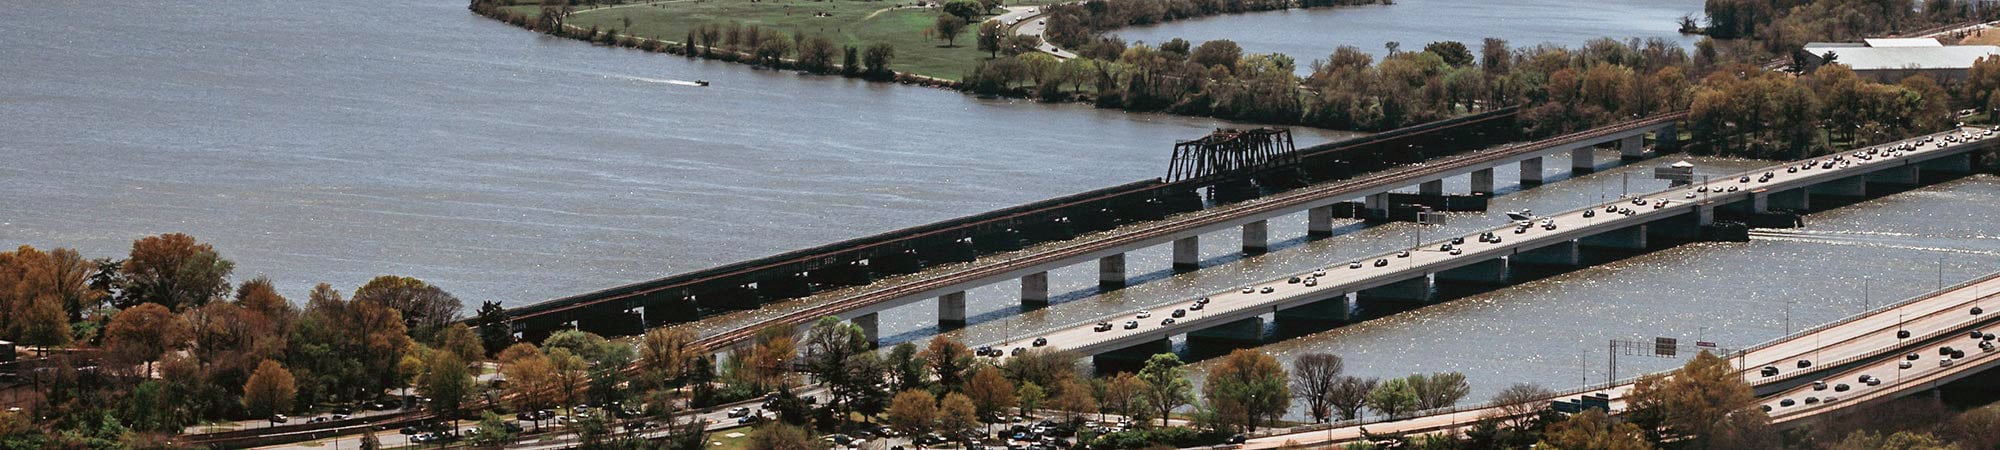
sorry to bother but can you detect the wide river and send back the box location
[8,0,1995,418]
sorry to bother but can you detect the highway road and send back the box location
[987,127,1996,361]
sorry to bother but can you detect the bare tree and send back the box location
[1327,376,1377,421]
[1488,382,1555,430]
[1290,353,1344,423]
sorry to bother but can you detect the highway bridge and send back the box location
[1233,253,2000,449]
[677,113,1684,353]
[987,126,1992,369]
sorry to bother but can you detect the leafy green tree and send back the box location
[1138,353,1193,427]
[941,0,985,22]
[863,43,897,79]
[934,15,968,47]
[1625,351,1760,447]
[1015,382,1045,417]
[1366,377,1418,419]
[421,351,478,427]
[474,301,512,356]
[436,323,485,365]
[939,392,981,437]
[977,21,1004,58]
[1190,39,1243,70]
[888,342,928,392]
[470,411,517,447]
[1423,41,1474,66]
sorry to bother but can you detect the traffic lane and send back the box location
[1738,283,1999,384]
[1761,324,1999,419]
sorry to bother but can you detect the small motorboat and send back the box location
[694,80,710,87]
[1504,209,1536,222]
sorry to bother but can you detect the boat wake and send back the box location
[1749,229,2000,256]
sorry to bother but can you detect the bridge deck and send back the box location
[1010,127,1992,359]
[691,113,1685,351]
[1241,262,2000,448]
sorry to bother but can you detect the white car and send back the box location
[1135,310,1152,319]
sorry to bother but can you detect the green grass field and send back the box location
[512,0,1056,79]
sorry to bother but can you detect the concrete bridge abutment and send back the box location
[1436,258,1510,285]
[1808,175,1868,199]
[1866,165,1921,187]
[1275,294,1352,330]
[1920,153,1975,176]
[1512,240,1580,268]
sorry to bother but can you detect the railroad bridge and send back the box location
[499,107,1684,347]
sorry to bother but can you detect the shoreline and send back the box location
[465,0,1384,131]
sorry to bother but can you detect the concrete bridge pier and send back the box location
[1920,153,1974,175]
[1434,259,1509,299]
[1419,179,1445,196]
[1653,123,1680,152]
[1356,276,1433,305]
[853,312,880,348]
[1021,271,1049,306]
[1173,236,1201,272]
[1764,188,1810,212]
[1363,193,1391,220]
[1808,175,1868,199]
[1579,225,1649,263]
[1099,253,1127,289]
[1275,294,1352,330]
[1570,147,1595,175]
[1521,157,1545,187]
[939,291,967,329]
[1513,240,1580,267]
[1436,259,1509,285]
[1866,165,1921,187]
[1579,225,1649,250]
[1620,134,1648,161]
[1187,317,1267,356]
[1308,205,1336,238]
[1092,339,1174,374]
[1243,220,1269,255]
[1471,168,1496,195]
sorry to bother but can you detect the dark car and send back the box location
[1171,309,1185,318]
[1796,359,1812,368]
[1226,434,1247,444]
[1374,259,1389,267]
[1761,366,1779,377]
[1032,337,1048,347]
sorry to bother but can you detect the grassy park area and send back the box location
[505,0,1059,78]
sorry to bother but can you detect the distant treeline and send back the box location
[1042,0,1385,50]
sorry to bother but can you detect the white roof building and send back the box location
[1802,39,2000,81]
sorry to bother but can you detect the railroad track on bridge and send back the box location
[687,112,1687,352]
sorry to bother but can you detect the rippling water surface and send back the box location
[0,1,1356,303]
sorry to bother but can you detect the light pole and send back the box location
[1784,300,1797,335]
